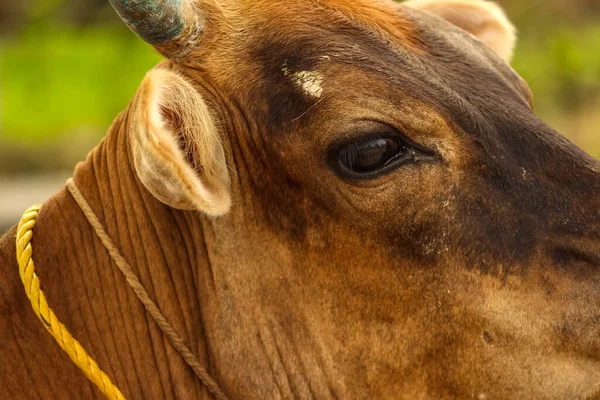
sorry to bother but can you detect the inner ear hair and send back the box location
[131,68,231,216]
[150,71,227,181]
[404,0,517,62]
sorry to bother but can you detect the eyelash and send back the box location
[328,131,437,180]
[339,136,406,171]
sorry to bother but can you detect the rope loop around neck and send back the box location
[17,204,126,400]
[15,179,229,400]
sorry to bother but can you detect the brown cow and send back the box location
[1,0,599,398]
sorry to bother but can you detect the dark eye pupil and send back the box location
[339,137,403,173]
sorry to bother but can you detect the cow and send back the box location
[0,0,599,398]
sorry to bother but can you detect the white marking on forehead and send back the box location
[293,71,324,98]
[282,66,324,98]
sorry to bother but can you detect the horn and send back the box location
[109,0,201,54]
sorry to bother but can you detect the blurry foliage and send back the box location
[1,25,160,140]
[0,0,599,173]
[506,0,600,114]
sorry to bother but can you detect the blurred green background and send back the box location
[0,0,599,229]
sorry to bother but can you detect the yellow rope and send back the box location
[16,204,126,400]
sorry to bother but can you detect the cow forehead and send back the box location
[244,1,423,59]
[247,2,516,90]
[232,0,525,132]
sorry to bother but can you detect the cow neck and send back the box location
[31,109,219,399]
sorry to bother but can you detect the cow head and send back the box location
[110,0,600,397]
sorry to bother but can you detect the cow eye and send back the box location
[337,137,406,173]
[328,125,438,180]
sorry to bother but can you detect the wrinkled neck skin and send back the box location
[22,110,216,399]
[15,93,600,400]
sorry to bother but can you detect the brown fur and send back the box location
[1,0,599,398]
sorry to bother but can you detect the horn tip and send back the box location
[109,0,186,45]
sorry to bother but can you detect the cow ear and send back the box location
[404,0,517,62]
[130,68,231,216]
